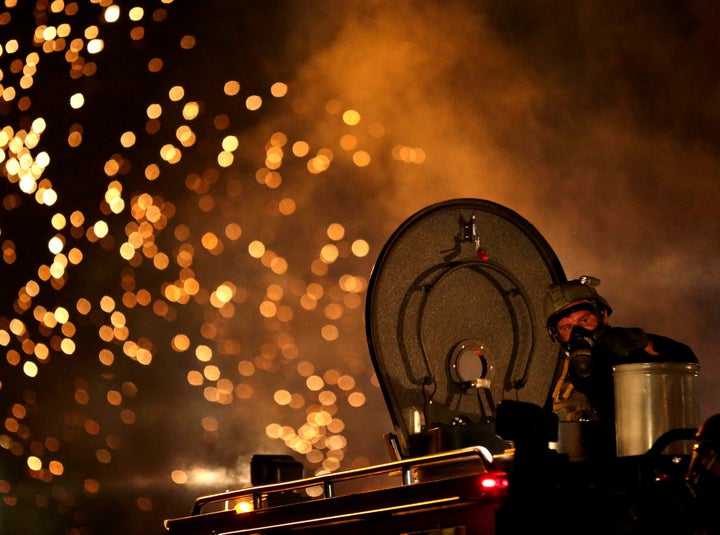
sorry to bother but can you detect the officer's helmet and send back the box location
[544,276,612,342]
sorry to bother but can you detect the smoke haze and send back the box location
[273,0,720,412]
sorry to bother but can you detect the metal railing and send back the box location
[190,445,496,516]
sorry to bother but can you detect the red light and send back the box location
[479,471,509,490]
[476,248,489,261]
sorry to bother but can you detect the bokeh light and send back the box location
[0,1,396,533]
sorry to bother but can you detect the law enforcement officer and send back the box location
[543,276,698,423]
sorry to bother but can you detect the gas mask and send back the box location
[564,325,601,390]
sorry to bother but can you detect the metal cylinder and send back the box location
[613,362,700,456]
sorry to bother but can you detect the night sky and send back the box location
[1,1,719,534]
